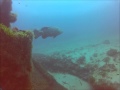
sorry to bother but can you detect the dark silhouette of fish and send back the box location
[34,27,62,39]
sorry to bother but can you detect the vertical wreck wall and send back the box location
[0,0,17,27]
[0,24,33,90]
[0,0,33,89]
[0,0,12,27]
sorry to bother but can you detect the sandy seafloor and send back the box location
[32,35,120,90]
[49,73,92,90]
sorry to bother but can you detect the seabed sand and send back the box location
[33,36,120,89]
[49,73,92,90]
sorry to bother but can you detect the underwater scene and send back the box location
[0,0,120,90]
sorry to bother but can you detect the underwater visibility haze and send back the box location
[11,0,119,53]
[10,0,120,90]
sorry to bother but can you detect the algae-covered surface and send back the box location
[0,24,32,38]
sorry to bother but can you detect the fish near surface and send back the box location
[34,27,62,39]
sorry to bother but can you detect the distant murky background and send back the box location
[11,0,119,54]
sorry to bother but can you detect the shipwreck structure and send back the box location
[0,0,67,90]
